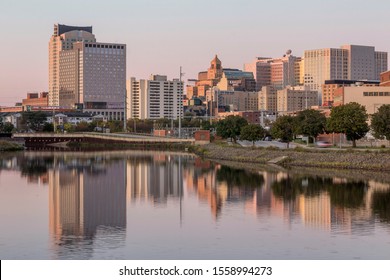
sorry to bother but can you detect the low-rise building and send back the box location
[322,80,379,106]
[217,90,260,112]
[277,86,318,113]
[22,92,49,111]
[333,86,390,114]
[259,86,277,113]
[380,70,390,86]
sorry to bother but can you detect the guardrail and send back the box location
[13,132,195,143]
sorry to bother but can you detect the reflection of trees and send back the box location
[327,182,366,209]
[271,175,366,209]
[371,191,390,223]
[19,157,54,177]
[271,176,329,200]
[216,166,264,189]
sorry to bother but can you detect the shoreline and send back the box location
[189,142,390,172]
[0,140,24,151]
[3,138,390,172]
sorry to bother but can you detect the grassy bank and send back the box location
[0,140,24,151]
[189,142,390,171]
[67,141,187,151]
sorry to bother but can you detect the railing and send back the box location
[13,132,195,143]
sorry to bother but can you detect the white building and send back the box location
[126,75,183,120]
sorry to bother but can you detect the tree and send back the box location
[0,121,14,133]
[74,121,93,132]
[270,115,295,148]
[326,102,369,147]
[21,111,48,132]
[63,123,74,133]
[295,109,326,144]
[107,120,123,133]
[216,115,248,143]
[42,122,54,132]
[371,104,390,141]
[240,124,265,146]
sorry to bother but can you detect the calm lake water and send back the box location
[0,150,390,260]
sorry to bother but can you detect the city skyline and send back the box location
[1,0,389,106]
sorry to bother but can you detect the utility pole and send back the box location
[123,89,127,132]
[178,66,184,138]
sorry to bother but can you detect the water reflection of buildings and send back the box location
[249,173,390,233]
[181,161,390,232]
[126,154,183,204]
[184,159,228,218]
[49,158,126,258]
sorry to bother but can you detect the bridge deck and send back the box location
[13,132,195,144]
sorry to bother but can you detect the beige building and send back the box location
[304,45,388,95]
[259,86,277,113]
[322,80,379,106]
[186,55,223,98]
[216,69,256,92]
[333,86,390,114]
[49,24,96,107]
[304,48,349,92]
[277,86,318,113]
[49,24,126,120]
[126,75,183,120]
[217,90,260,112]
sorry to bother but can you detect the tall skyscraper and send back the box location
[49,24,126,120]
[303,48,349,92]
[304,45,388,94]
[126,75,183,120]
[341,45,387,80]
[49,24,96,107]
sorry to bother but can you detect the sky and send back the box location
[0,0,389,106]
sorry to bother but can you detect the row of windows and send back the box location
[363,92,390,96]
[85,44,124,49]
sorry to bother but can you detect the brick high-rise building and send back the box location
[244,50,302,91]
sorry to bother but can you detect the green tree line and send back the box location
[215,103,390,148]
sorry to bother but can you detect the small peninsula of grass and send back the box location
[0,140,24,151]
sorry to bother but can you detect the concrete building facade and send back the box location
[49,24,96,107]
[217,90,260,112]
[49,24,126,120]
[277,86,318,113]
[259,86,278,113]
[304,45,388,95]
[304,48,349,93]
[333,86,390,115]
[126,75,183,120]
